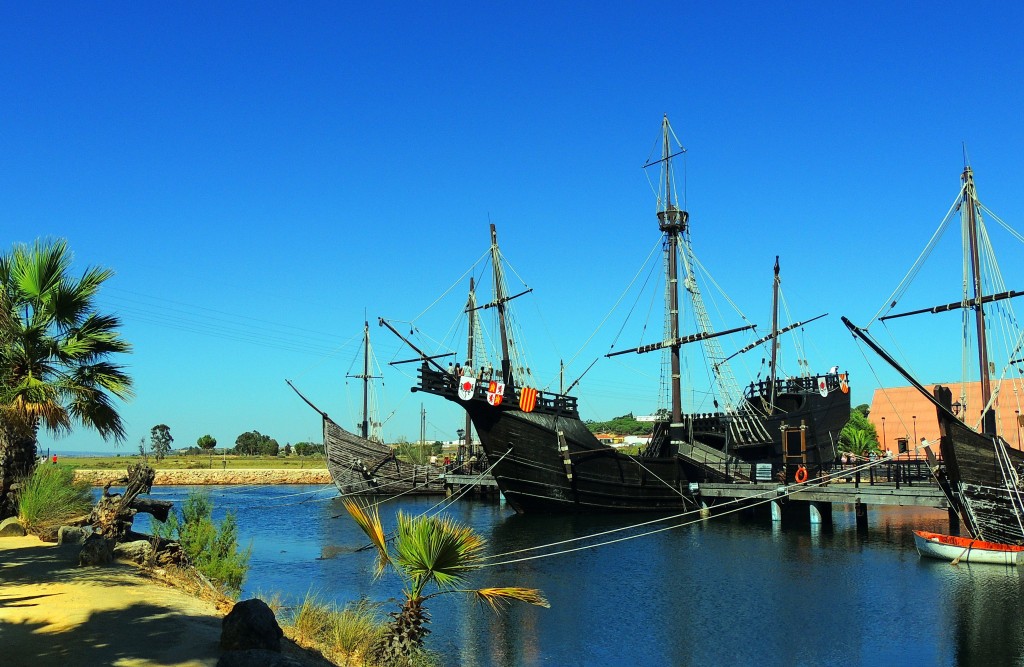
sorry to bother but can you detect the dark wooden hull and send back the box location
[322,416,446,496]
[689,376,851,468]
[933,386,1024,544]
[466,402,697,512]
[415,365,849,512]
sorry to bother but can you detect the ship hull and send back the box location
[691,378,850,469]
[933,386,1024,544]
[416,366,848,512]
[467,401,696,513]
[322,417,445,496]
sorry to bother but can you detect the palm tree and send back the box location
[343,498,549,664]
[841,427,878,458]
[0,239,133,517]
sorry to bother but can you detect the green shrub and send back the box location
[282,591,387,665]
[156,490,251,597]
[17,464,93,533]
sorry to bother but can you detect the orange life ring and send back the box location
[794,466,808,484]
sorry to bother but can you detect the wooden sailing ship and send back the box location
[289,321,445,496]
[844,163,1024,545]
[385,116,849,512]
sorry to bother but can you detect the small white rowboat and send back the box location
[913,530,1024,566]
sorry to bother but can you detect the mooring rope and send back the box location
[421,449,513,518]
[479,458,888,568]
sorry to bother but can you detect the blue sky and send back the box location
[5,2,1024,454]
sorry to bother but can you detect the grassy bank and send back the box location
[58,454,328,471]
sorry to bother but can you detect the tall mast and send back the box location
[656,115,687,434]
[464,278,475,451]
[963,166,996,434]
[491,223,514,388]
[346,320,377,439]
[769,256,780,411]
[346,321,382,440]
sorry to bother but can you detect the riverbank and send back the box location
[0,534,334,667]
[74,468,333,486]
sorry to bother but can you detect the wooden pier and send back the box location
[441,472,501,500]
[698,481,947,508]
[441,458,959,532]
[695,478,957,532]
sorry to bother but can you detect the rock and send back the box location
[220,598,284,652]
[78,533,113,566]
[0,517,26,537]
[216,649,304,667]
[113,539,154,564]
[57,525,91,545]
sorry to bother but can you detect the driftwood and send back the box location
[80,462,186,567]
[90,463,166,542]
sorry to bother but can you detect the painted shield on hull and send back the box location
[818,378,829,397]
[487,381,505,406]
[519,386,538,412]
[458,376,476,401]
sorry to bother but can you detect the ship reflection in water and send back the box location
[133,487,1024,666]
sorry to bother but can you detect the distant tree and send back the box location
[854,404,871,417]
[234,431,261,456]
[283,443,292,457]
[260,438,280,457]
[150,424,173,460]
[138,437,147,458]
[197,434,217,467]
[292,441,323,456]
[234,430,280,456]
[586,412,653,436]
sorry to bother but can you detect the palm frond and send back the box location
[393,511,486,592]
[341,498,391,578]
[473,587,551,611]
[7,376,72,435]
[0,238,133,444]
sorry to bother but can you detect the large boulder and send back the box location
[0,517,26,537]
[220,598,284,652]
[113,539,154,564]
[57,525,91,545]
[78,533,113,566]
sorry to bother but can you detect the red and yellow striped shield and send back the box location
[519,386,538,412]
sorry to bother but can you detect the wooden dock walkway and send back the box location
[698,481,948,508]
[441,472,501,499]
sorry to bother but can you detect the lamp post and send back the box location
[881,417,886,455]
[912,415,917,447]
[1016,411,1021,450]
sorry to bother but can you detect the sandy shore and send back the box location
[74,468,333,486]
[0,534,333,667]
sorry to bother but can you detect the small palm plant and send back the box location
[841,426,878,458]
[343,498,549,664]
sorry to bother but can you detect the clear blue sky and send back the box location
[5,2,1024,454]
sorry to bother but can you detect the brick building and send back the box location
[868,380,1024,455]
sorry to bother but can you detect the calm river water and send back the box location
[133,486,1024,666]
